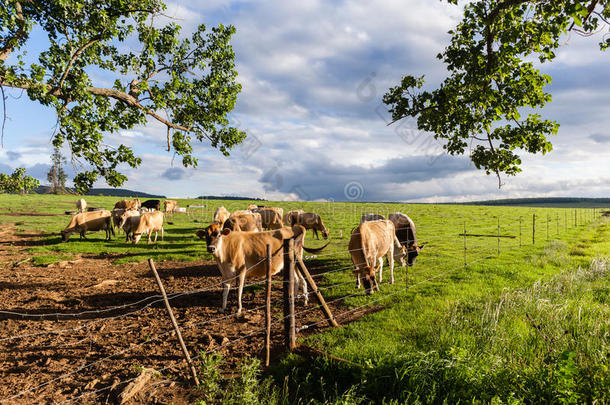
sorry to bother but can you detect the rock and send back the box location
[118,368,158,405]
[89,279,120,289]
[84,379,99,390]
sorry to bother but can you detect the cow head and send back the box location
[60,230,70,242]
[201,222,223,254]
[394,245,408,267]
[406,243,425,266]
[131,231,143,244]
[358,266,378,295]
[321,228,329,240]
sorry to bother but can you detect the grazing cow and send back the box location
[61,210,114,242]
[132,211,164,244]
[283,209,304,226]
[76,199,87,213]
[205,225,318,315]
[164,200,178,213]
[223,211,263,232]
[360,213,386,224]
[388,212,425,266]
[349,220,407,294]
[295,212,329,240]
[213,206,230,227]
[118,210,141,241]
[114,199,140,211]
[253,207,283,230]
[246,204,259,211]
[141,199,161,211]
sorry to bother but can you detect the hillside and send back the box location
[35,186,165,199]
[458,197,610,208]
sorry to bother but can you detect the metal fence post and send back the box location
[519,216,522,248]
[463,221,467,267]
[497,217,500,255]
[532,213,536,245]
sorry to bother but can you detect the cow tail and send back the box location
[303,241,331,253]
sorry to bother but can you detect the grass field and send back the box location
[0,194,608,404]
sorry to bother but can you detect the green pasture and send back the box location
[0,194,608,403]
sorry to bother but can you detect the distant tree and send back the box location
[0,167,40,194]
[384,0,610,187]
[0,0,245,193]
[46,147,68,193]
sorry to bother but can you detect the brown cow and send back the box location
[114,199,140,211]
[205,225,309,315]
[295,212,329,240]
[388,212,425,267]
[283,209,304,226]
[213,206,230,227]
[132,211,164,244]
[118,210,141,242]
[349,220,407,294]
[164,200,178,213]
[76,198,87,213]
[61,210,114,242]
[223,211,263,232]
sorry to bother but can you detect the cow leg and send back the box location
[356,270,361,289]
[236,270,247,316]
[377,257,384,284]
[153,231,158,243]
[161,226,164,241]
[147,232,152,244]
[295,270,308,305]
[221,282,231,313]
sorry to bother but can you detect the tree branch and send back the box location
[0,1,28,61]
[568,0,600,31]
[0,79,192,133]
[56,37,100,89]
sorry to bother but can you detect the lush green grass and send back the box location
[1,194,608,403]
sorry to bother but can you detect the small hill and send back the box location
[458,197,610,208]
[35,186,165,198]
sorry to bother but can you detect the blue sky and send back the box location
[1,0,609,201]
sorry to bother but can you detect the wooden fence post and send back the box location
[265,244,272,367]
[532,214,536,245]
[148,259,200,386]
[283,239,296,351]
[296,257,339,328]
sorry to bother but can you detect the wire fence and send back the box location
[0,206,604,403]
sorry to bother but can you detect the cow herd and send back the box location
[60,199,424,313]
[60,198,180,244]
[198,205,424,314]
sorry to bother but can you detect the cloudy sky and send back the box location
[1,1,608,202]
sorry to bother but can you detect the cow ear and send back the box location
[222,228,231,236]
[195,230,205,239]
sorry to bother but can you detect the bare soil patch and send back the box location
[0,227,369,404]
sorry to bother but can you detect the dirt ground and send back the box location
[0,226,373,404]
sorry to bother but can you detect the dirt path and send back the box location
[0,227,369,404]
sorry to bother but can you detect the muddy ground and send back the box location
[0,226,373,404]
